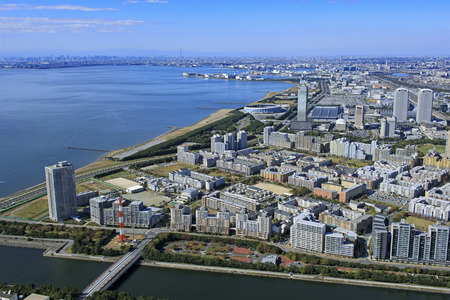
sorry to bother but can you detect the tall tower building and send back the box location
[237,130,247,150]
[416,89,433,124]
[211,134,222,153]
[45,161,77,222]
[224,133,235,151]
[446,131,450,159]
[297,85,308,122]
[263,126,274,145]
[390,219,415,261]
[393,88,409,122]
[355,105,364,129]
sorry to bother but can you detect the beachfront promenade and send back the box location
[79,236,152,299]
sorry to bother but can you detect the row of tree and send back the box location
[0,221,121,256]
[141,233,450,288]
[125,110,247,160]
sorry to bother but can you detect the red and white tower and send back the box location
[117,197,127,244]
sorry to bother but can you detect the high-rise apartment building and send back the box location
[290,212,326,252]
[416,89,433,123]
[445,131,450,159]
[297,86,308,122]
[45,161,77,222]
[380,116,397,138]
[237,130,248,150]
[263,126,274,145]
[170,204,192,232]
[355,105,364,129]
[372,214,388,260]
[390,219,415,261]
[393,88,409,122]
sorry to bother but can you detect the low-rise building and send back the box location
[339,183,366,203]
[288,173,328,190]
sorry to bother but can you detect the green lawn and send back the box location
[417,143,445,155]
[406,216,436,230]
[3,196,49,221]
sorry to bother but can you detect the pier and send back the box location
[68,147,111,152]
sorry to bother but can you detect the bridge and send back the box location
[79,236,152,299]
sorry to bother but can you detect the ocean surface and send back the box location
[0,246,446,300]
[0,66,292,197]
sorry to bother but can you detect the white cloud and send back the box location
[0,4,118,11]
[0,17,145,33]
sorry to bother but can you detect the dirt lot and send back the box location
[124,191,170,207]
[253,182,291,195]
[105,177,139,189]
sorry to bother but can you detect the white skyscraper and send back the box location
[393,88,409,122]
[416,89,433,124]
[297,85,308,122]
[45,161,77,222]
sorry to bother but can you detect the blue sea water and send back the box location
[0,66,292,197]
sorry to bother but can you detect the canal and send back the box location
[0,246,447,300]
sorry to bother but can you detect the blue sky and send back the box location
[0,0,449,56]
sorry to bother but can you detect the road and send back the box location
[79,228,164,299]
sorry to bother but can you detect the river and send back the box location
[0,246,446,300]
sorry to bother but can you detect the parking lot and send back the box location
[368,191,409,206]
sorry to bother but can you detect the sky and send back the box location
[0,0,449,57]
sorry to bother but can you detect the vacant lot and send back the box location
[105,177,138,189]
[124,191,170,207]
[406,216,437,230]
[3,196,48,221]
[76,179,117,194]
[147,162,199,178]
[253,182,291,195]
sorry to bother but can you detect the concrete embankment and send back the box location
[139,260,450,295]
[0,235,116,263]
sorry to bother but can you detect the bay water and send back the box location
[0,66,291,197]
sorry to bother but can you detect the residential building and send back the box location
[170,204,192,232]
[90,196,153,228]
[45,161,77,222]
[290,212,326,253]
[390,220,415,261]
[263,126,274,145]
[372,214,388,260]
[235,208,272,240]
[393,88,409,122]
[177,145,199,164]
[416,89,433,123]
[380,116,397,138]
[216,157,264,175]
[195,207,230,235]
[288,173,328,190]
[324,232,355,257]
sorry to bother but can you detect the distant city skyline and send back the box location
[1,0,449,57]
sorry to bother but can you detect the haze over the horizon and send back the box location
[0,0,449,57]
